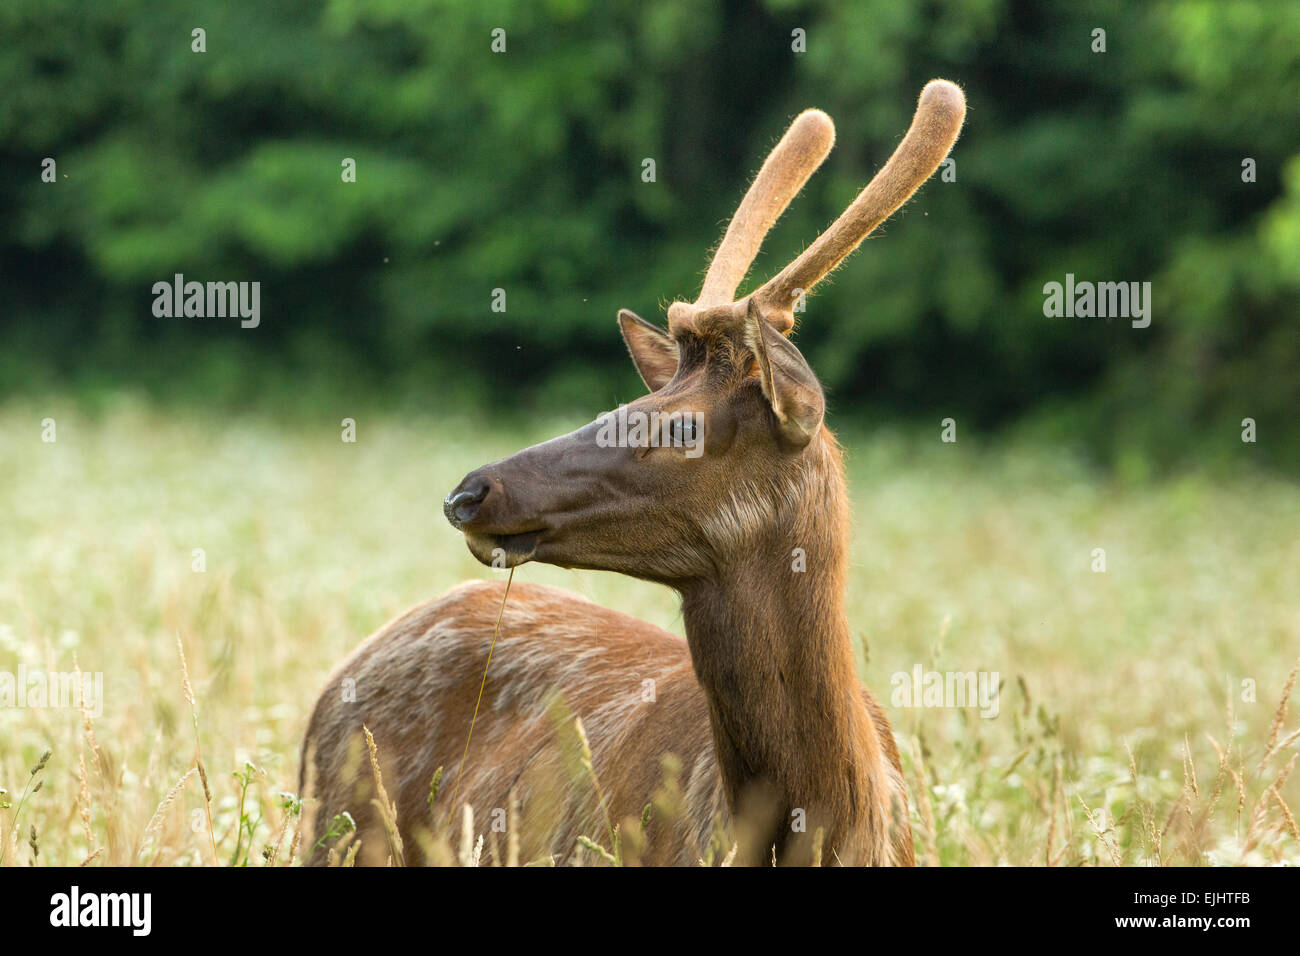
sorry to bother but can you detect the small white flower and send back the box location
[0,624,20,653]
[932,782,968,815]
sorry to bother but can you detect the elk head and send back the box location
[444,81,966,584]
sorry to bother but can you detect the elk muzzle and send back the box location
[444,469,543,567]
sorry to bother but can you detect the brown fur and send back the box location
[301,576,911,865]
[301,81,965,866]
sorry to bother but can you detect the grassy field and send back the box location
[1,394,1297,866]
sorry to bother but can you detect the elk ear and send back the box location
[746,301,825,448]
[618,309,678,391]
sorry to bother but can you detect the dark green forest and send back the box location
[4,0,1298,468]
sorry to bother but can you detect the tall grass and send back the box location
[1,394,1296,865]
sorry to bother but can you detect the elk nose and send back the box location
[443,475,492,529]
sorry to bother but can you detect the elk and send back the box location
[301,80,966,866]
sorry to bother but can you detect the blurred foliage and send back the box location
[2,0,1298,468]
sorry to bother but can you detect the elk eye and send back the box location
[670,418,697,443]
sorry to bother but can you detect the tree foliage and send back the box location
[2,0,1298,466]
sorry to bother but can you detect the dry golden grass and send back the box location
[1,395,1297,865]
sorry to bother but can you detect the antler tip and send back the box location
[791,108,836,148]
[919,79,966,120]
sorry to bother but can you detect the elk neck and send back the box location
[676,434,889,862]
